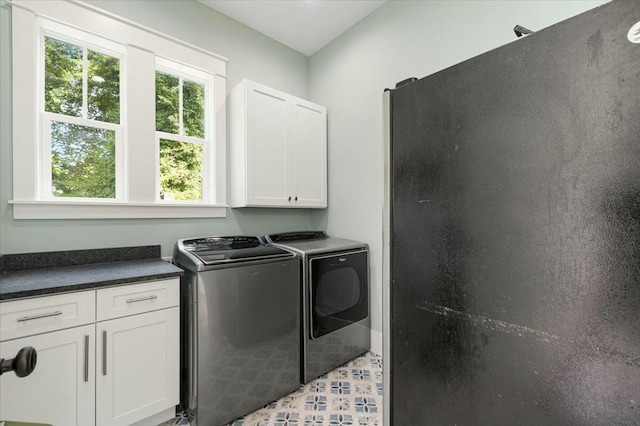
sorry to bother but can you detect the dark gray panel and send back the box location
[390,1,640,424]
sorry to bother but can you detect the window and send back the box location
[155,59,214,202]
[11,0,227,219]
[42,31,124,200]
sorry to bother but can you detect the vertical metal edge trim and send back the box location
[102,329,107,376]
[84,334,89,382]
[382,89,392,426]
[308,257,317,342]
[190,279,198,410]
[302,254,310,384]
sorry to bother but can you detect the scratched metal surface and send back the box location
[390,1,640,424]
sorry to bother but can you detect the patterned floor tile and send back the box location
[227,352,383,426]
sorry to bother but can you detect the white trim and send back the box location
[40,17,126,56]
[11,0,226,75]
[12,5,39,201]
[156,131,207,146]
[8,0,229,64]
[42,112,122,132]
[370,329,383,356]
[156,56,213,86]
[9,200,227,219]
[82,43,88,118]
[125,45,155,204]
[212,74,227,205]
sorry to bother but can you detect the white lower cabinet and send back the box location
[97,307,179,426]
[0,278,179,426]
[0,324,96,426]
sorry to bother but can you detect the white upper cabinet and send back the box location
[230,80,327,208]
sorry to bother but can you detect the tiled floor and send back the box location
[162,352,382,426]
[227,352,383,426]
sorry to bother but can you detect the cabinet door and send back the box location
[0,325,95,426]
[246,83,291,206]
[96,307,179,426]
[291,100,327,208]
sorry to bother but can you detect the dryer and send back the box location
[262,231,370,383]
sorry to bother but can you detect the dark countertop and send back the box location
[0,246,184,301]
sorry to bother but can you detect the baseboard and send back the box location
[370,329,383,356]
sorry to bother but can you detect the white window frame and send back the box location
[155,57,215,204]
[10,0,228,219]
[39,23,126,201]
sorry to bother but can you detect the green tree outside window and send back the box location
[44,36,120,199]
[156,70,206,201]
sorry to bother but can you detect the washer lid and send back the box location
[264,231,328,243]
[180,236,292,265]
[262,231,367,256]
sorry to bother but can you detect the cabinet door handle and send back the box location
[17,311,63,322]
[295,196,298,201]
[84,334,89,382]
[102,330,107,376]
[288,196,292,201]
[126,295,158,304]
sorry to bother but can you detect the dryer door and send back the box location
[309,250,369,339]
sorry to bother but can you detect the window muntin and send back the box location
[41,32,124,200]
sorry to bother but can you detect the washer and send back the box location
[174,236,301,426]
[262,231,370,383]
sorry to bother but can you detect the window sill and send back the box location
[9,200,227,219]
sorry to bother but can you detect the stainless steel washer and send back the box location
[262,231,370,383]
[174,236,301,426]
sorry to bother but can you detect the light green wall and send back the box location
[309,0,609,334]
[1,0,613,334]
[0,0,319,257]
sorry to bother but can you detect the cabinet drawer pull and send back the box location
[126,295,158,304]
[84,334,89,382]
[102,330,107,376]
[17,311,63,322]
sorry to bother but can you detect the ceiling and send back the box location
[199,0,387,56]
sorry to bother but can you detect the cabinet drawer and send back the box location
[0,291,96,341]
[96,278,179,321]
